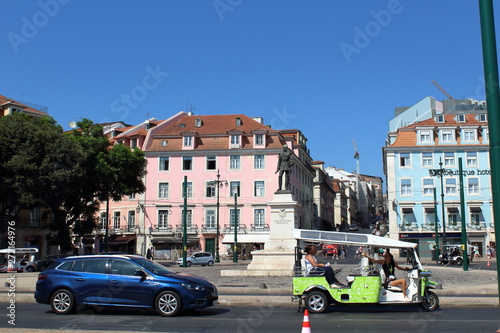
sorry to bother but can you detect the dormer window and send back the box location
[161,140,168,147]
[457,114,466,122]
[436,114,445,123]
[255,134,264,145]
[478,113,487,122]
[230,134,241,148]
[236,117,242,126]
[195,118,203,127]
[183,136,193,147]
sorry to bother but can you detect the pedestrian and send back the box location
[486,246,491,259]
[340,246,346,259]
[146,247,153,260]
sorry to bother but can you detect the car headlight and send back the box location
[182,283,206,292]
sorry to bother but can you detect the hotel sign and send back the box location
[428,169,491,177]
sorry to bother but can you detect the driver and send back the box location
[363,250,411,301]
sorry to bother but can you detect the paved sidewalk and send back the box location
[1,258,498,307]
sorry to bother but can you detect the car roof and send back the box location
[63,254,143,260]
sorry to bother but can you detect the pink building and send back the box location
[97,112,315,259]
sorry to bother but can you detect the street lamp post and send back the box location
[208,170,227,263]
[429,158,449,246]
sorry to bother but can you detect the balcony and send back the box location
[124,225,139,233]
[250,224,270,232]
[175,224,199,234]
[152,225,174,235]
[223,224,247,233]
[201,226,218,233]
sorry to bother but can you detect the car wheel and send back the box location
[305,290,329,313]
[456,258,463,266]
[207,260,214,266]
[186,261,192,267]
[50,289,75,315]
[419,290,439,312]
[155,290,182,317]
[26,266,35,272]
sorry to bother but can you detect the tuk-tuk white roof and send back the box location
[294,229,417,249]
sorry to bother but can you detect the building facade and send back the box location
[384,111,494,259]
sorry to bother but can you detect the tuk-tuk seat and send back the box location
[300,258,325,277]
[378,266,403,292]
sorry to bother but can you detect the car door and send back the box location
[69,259,109,303]
[107,259,153,306]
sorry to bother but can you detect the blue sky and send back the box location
[1,0,497,180]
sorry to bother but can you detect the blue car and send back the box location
[35,254,218,316]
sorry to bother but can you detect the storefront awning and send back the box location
[107,235,136,245]
[221,234,269,244]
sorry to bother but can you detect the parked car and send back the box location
[177,252,215,267]
[349,224,359,231]
[35,254,68,271]
[35,254,218,316]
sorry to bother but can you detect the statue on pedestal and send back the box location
[275,144,294,191]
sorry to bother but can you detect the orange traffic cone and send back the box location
[487,260,490,266]
[301,309,311,333]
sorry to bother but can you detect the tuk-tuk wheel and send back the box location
[305,290,328,313]
[419,290,439,312]
[456,258,463,266]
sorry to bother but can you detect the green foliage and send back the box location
[0,114,146,251]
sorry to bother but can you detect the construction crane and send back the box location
[432,80,454,99]
[352,139,360,177]
[352,139,361,214]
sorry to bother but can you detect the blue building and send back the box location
[384,108,493,259]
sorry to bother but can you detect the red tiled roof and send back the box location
[0,94,49,117]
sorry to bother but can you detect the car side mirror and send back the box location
[135,270,146,277]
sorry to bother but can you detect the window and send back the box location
[402,209,414,226]
[254,209,265,228]
[445,178,457,195]
[254,155,265,169]
[442,130,453,142]
[29,207,41,227]
[255,134,264,145]
[483,129,489,143]
[254,181,265,197]
[400,153,410,167]
[236,117,242,126]
[230,155,240,170]
[422,152,433,167]
[423,178,434,196]
[471,212,481,225]
[206,156,216,170]
[183,156,193,170]
[457,114,466,122]
[183,136,193,147]
[479,113,487,122]
[205,210,216,229]
[206,183,216,197]
[128,193,135,200]
[195,118,202,127]
[468,177,479,195]
[436,114,445,123]
[161,140,168,147]
[230,181,241,197]
[444,152,455,167]
[419,130,431,143]
[466,151,477,167]
[158,210,169,228]
[464,130,475,142]
[99,212,107,230]
[113,211,121,229]
[230,135,240,145]
[425,209,435,225]
[183,182,193,198]
[181,210,192,229]
[131,138,137,149]
[230,209,241,229]
[110,260,138,276]
[401,179,412,195]
[159,157,169,171]
[448,212,458,226]
[82,259,107,274]
[159,183,169,198]
[128,211,135,229]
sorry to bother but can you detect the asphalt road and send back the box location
[1,304,499,332]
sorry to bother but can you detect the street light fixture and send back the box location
[208,170,228,263]
[429,158,451,246]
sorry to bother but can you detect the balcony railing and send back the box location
[124,225,139,233]
[250,224,270,232]
[175,224,199,234]
[201,226,218,233]
[152,225,174,234]
[223,224,247,233]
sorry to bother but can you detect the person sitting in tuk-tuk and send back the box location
[304,245,345,288]
[363,250,411,301]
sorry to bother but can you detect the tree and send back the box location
[0,114,146,252]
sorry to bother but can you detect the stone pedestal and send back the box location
[222,191,298,276]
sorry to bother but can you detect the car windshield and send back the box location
[132,257,175,275]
